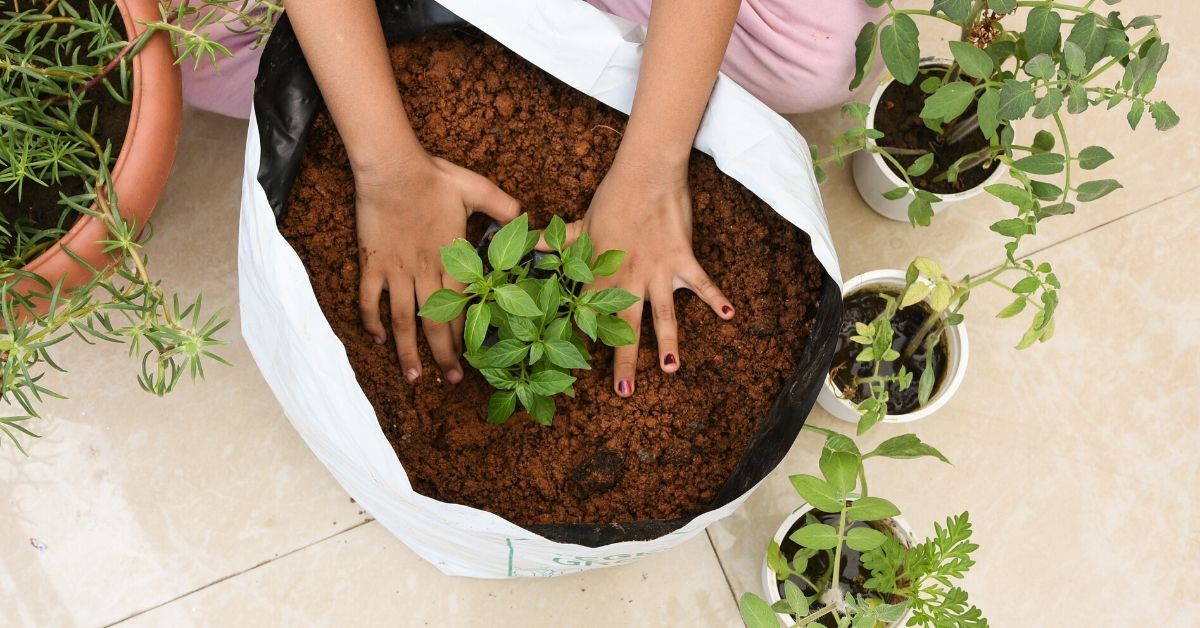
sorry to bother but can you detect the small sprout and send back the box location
[419,214,637,425]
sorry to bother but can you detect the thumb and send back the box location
[457,167,520,223]
[535,219,584,252]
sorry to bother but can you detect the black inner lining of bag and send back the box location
[253,0,842,548]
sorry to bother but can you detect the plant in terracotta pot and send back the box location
[819,249,1061,429]
[0,0,279,452]
[738,428,986,628]
[812,0,1177,225]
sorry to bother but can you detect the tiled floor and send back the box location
[3,2,1199,626]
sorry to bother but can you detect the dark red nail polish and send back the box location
[664,353,676,366]
[617,379,631,395]
[721,305,733,315]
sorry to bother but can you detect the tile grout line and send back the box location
[705,529,741,613]
[103,518,376,627]
[971,183,1200,276]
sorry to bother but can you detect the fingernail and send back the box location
[617,379,632,396]
[374,335,385,345]
[447,369,463,384]
[664,353,677,366]
[405,368,420,383]
[721,305,734,316]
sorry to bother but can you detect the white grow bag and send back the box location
[238,0,841,578]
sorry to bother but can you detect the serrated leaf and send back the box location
[997,79,1036,120]
[1150,101,1180,131]
[880,14,920,85]
[1024,7,1061,57]
[1024,54,1057,80]
[1033,89,1063,119]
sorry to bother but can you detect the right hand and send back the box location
[355,152,520,384]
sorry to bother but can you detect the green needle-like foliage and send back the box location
[0,0,278,453]
[419,214,638,426]
[738,428,984,628]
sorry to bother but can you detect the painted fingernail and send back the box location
[664,353,677,366]
[447,369,463,384]
[617,379,632,396]
[721,305,734,316]
[405,368,420,383]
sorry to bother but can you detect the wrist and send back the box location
[610,138,690,188]
[350,136,431,188]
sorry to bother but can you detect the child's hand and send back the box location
[355,153,519,384]
[555,155,735,397]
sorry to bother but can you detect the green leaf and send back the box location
[738,594,780,628]
[819,450,859,495]
[440,239,485,283]
[864,434,950,463]
[574,306,598,341]
[1024,54,1057,80]
[1128,100,1146,130]
[481,339,530,368]
[538,278,562,324]
[543,339,590,369]
[1030,180,1064,200]
[990,218,1031,238]
[921,81,976,122]
[1063,41,1086,77]
[1013,277,1041,294]
[566,231,594,264]
[479,368,519,390]
[1024,7,1062,57]
[850,22,879,91]
[1032,130,1056,154]
[880,14,920,86]
[997,79,1036,120]
[846,527,888,552]
[494,284,542,317]
[417,289,470,322]
[588,288,639,314]
[948,41,993,79]
[996,296,1027,319]
[1150,101,1180,131]
[1012,153,1065,175]
[562,257,595,284]
[464,302,490,353]
[591,250,626,276]
[1066,13,1107,69]
[596,314,637,346]
[520,391,555,426]
[1033,89,1063,119]
[535,254,561,271]
[487,390,517,424]
[846,497,902,521]
[543,215,567,252]
[790,523,839,550]
[1075,179,1122,202]
[882,186,910,200]
[788,474,844,512]
[985,183,1033,210]
[1077,146,1114,170]
[508,315,538,342]
[1066,87,1089,115]
[906,154,935,178]
[931,0,971,21]
[989,0,1016,12]
[976,88,1000,139]
[488,213,529,271]
[526,370,577,396]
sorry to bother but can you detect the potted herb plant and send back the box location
[738,428,986,628]
[0,0,278,452]
[812,0,1178,225]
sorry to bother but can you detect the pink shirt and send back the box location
[181,1,885,118]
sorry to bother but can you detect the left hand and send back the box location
[559,154,735,397]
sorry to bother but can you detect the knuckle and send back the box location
[653,301,675,322]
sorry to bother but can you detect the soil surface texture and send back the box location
[281,30,824,525]
[830,288,947,415]
[874,68,998,195]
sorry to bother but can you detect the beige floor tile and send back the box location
[709,189,1200,625]
[116,521,739,628]
[0,110,367,628]
[794,0,1199,281]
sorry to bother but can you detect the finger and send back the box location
[417,273,463,384]
[444,272,465,354]
[649,281,680,374]
[534,219,584,252]
[359,267,387,345]
[613,297,643,398]
[388,274,422,383]
[458,167,520,223]
[679,260,735,320]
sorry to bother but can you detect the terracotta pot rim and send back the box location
[20,0,173,277]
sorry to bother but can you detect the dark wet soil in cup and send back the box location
[280,30,824,525]
[829,288,948,415]
[873,68,998,195]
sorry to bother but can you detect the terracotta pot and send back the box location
[15,0,182,313]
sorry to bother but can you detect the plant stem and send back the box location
[1051,112,1072,208]
[46,33,145,105]
[795,603,839,627]
[829,502,849,601]
[901,310,941,364]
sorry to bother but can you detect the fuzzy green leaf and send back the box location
[880,14,920,85]
[997,79,1036,120]
[948,41,992,79]
[850,22,878,91]
[1077,146,1114,170]
[976,88,1000,139]
[921,81,975,122]
[1024,7,1062,57]
[1012,153,1065,175]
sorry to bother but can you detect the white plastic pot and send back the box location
[761,501,915,627]
[816,269,969,425]
[852,59,1009,222]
